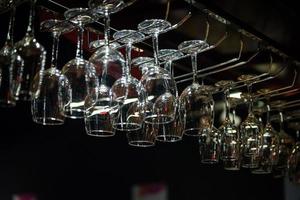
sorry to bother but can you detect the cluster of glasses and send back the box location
[0,0,300,183]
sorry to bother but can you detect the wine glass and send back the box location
[0,8,16,107]
[155,49,183,142]
[251,89,280,174]
[31,19,74,125]
[111,29,146,131]
[198,85,221,164]
[216,80,240,170]
[287,117,300,184]
[131,56,154,75]
[11,0,46,101]
[178,40,211,136]
[88,0,125,86]
[138,19,176,125]
[238,74,261,169]
[62,8,99,119]
[85,1,126,136]
[271,108,295,178]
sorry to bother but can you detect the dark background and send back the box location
[1,0,299,199]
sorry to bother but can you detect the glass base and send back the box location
[201,159,219,165]
[223,160,240,171]
[33,117,64,126]
[144,115,175,125]
[156,135,182,143]
[113,123,142,132]
[251,168,272,175]
[63,108,85,119]
[86,130,115,137]
[183,128,201,136]
[128,140,155,147]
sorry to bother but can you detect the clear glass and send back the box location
[31,20,73,125]
[0,8,16,107]
[288,122,300,184]
[178,40,211,136]
[155,49,183,142]
[217,81,240,170]
[84,86,118,137]
[88,0,126,15]
[252,104,280,174]
[12,0,46,101]
[273,111,295,178]
[199,87,220,164]
[85,4,125,136]
[62,8,99,119]
[138,19,176,125]
[239,81,260,169]
[111,29,146,131]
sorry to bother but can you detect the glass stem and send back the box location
[26,0,36,36]
[104,12,110,46]
[266,104,271,125]
[6,7,15,44]
[279,111,284,132]
[152,33,159,65]
[247,83,253,114]
[224,88,230,121]
[232,108,236,125]
[125,43,132,78]
[191,53,197,83]
[165,61,172,74]
[75,26,84,59]
[50,33,60,69]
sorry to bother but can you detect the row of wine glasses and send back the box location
[1,0,299,183]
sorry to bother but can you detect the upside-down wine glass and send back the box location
[252,89,279,174]
[287,117,300,184]
[156,49,183,142]
[88,0,125,85]
[12,0,46,101]
[199,85,221,164]
[272,109,295,178]
[111,29,146,131]
[178,40,211,136]
[62,8,99,119]
[31,19,74,125]
[238,75,261,169]
[138,19,176,125]
[127,56,156,147]
[0,8,16,107]
[85,1,125,137]
[216,80,240,170]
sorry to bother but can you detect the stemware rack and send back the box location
[0,0,299,120]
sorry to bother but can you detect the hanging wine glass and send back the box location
[251,89,279,174]
[287,117,300,184]
[271,108,295,178]
[138,19,176,125]
[88,0,125,87]
[216,80,240,170]
[155,49,183,142]
[199,85,221,164]
[178,40,211,136]
[111,29,146,131]
[62,8,99,119]
[31,19,74,125]
[0,8,16,107]
[131,56,154,75]
[85,1,126,136]
[11,0,46,101]
[238,74,261,169]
